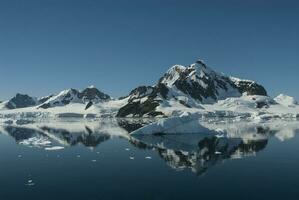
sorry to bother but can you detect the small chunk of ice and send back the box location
[26,180,35,186]
[45,146,64,151]
[215,134,224,138]
[145,156,152,159]
[129,156,134,160]
[125,148,130,151]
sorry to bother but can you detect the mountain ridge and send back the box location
[0,87,111,110]
[0,59,297,120]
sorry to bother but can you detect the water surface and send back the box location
[0,119,299,200]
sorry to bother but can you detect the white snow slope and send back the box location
[0,93,298,121]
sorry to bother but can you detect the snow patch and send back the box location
[274,94,298,107]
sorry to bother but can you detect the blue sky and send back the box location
[0,0,298,100]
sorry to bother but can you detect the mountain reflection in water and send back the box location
[0,119,298,175]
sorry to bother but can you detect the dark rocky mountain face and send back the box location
[117,60,268,117]
[116,84,168,117]
[232,80,267,96]
[5,94,37,109]
[117,99,163,117]
[79,87,111,102]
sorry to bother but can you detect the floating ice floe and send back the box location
[26,179,35,186]
[45,146,65,151]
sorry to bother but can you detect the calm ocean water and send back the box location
[0,120,299,200]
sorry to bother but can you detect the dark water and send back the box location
[0,120,299,200]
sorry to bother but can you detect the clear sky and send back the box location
[0,0,298,100]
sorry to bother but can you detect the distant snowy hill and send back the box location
[0,86,111,111]
[0,93,50,110]
[117,60,267,117]
[39,86,111,109]
[274,94,298,107]
[2,93,38,109]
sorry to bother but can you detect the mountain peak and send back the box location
[117,59,268,117]
[80,87,111,102]
[161,65,186,87]
[195,59,207,68]
[161,59,216,88]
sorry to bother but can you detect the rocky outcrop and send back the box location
[231,79,267,96]
[116,86,165,117]
[85,101,93,110]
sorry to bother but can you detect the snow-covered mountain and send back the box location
[117,60,267,117]
[0,59,298,120]
[39,86,111,109]
[0,86,111,111]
